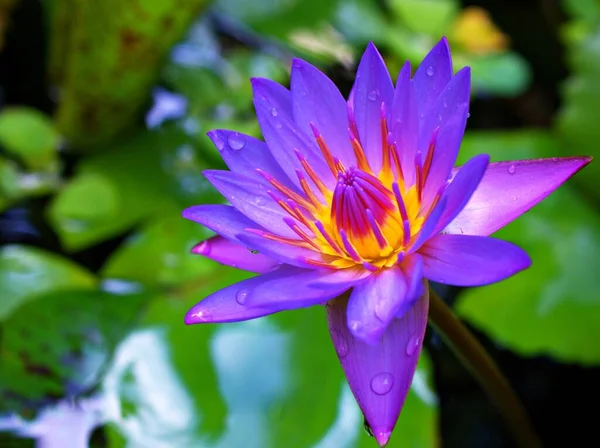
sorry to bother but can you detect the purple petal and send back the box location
[244,265,366,308]
[207,130,297,190]
[290,59,355,167]
[203,169,297,238]
[420,234,531,286]
[236,231,324,269]
[391,61,419,185]
[327,288,430,446]
[433,154,490,233]
[351,42,395,173]
[413,37,453,126]
[399,254,425,314]
[421,97,470,207]
[346,267,407,344]
[182,204,257,244]
[191,236,279,273]
[252,78,333,190]
[445,156,593,236]
[185,266,321,325]
[409,196,447,253]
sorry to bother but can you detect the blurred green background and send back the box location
[0,0,599,447]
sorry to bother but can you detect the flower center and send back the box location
[331,167,401,260]
[254,107,439,270]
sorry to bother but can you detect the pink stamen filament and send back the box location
[392,182,412,246]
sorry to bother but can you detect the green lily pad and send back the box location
[0,288,147,415]
[101,212,214,287]
[0,245,97,321]
[47,126,219,250]
[0,107,59,170]
[455,131,600,364]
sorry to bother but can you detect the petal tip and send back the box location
[375,430,392,447]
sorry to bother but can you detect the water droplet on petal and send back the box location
[227,134,245,150]
[332,330,349,358]
[512,196,518,201]
[236,289,249,305]
[370,372,395,395]
[467,112,471,118]
[367,90,378,101]
[270,107,278,117]
[508,165,516,174]
[426,66,435,76]
[406,333,421,356]
[529,175,534,180]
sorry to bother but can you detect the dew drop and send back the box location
[270,107,278,117]
[332,330,349,358]
[227,134,245,150]
[508,165,516,175]
[406,334,421,356]
[236,289,249,305]
[467,113,471,118]
[529,175,535,180]
[512,196,518,201]
[370,372,395,395]
[367,89,378,101]
[426,66,435,76]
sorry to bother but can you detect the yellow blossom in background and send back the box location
[451,6,509,55]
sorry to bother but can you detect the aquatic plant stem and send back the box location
[428,288,542,448]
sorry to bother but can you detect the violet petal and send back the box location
[236,231,325,269]
[191,235,279,273]
[351,42,395,173]
[327,287,429,447]
[413,37,453,126]
[346,266,407,345]
[203,169,298,238]
[433,154,490,234]
[290,58,355,167]
[391,61,419,185]
[252,78,333,190]
[420,234,531,286]
[244,265,366,308]
[445,156,593,236]
[185,265,333,324]
[420,68,471,207]
[182,204,258,245]
[207,129,297,190]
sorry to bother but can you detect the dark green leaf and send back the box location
[0,245,97,321]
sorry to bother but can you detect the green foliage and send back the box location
[0,107,59,170]
[47,0,212,147]
[556,20,600,198]
[0,245,97,321]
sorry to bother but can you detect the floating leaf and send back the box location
[0,107,59,170]
[0,245,96,321]
[47,126,219,250]
[0,288,147,415]
[101,212,214,287]
[455,131,600,364]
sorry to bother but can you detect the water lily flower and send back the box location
[183,38,590,446]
